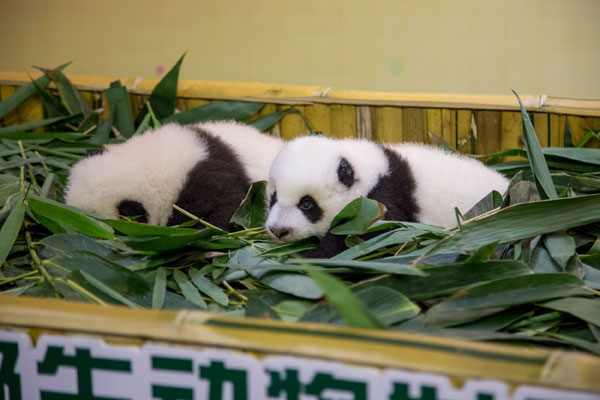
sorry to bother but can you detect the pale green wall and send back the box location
[1,0,598,98]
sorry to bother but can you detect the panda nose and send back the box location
[269,226,291,240]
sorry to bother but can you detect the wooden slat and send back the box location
[0,86,20,126]
[549,114,562,147]
[329,104,356,138]
[426,109,443,141]
[402,108,427,143]
[441,109,456,149]
[456,110,472,153]
[305,103,331,134]
[475,111,502,155]
[372,106,403,143]
[355,105,372,140]
[501,112,524,161]
[281,105,307,140]
[533,113,549,147]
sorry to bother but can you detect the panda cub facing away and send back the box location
[266,135,509,255]
[65,121,284,230]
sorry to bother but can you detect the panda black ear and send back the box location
[337,158,354,188]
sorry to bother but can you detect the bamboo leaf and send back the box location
[286,258,425,276]
[161,101,264,125]
[152,268,167,309]
[230,181,268,229]
[543,232,576,269]
[0,115,81,136]
[0,198,25,266]
[105,81,135,138]
[513,90,557,199]
[329,197,386,235]
[173,269,207,309]
[306,268,384,329]
[135,53,185,124]
[0,62,70,120]
[425,273,592,327]
[539,297,600,327]
[261,273,323,299]
[429,194,600,255]
[42,67,90,117]
[190,269,229,306]
[28,197,114,239]
[104,219,198,236]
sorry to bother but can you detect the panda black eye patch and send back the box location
[337,157,354,188]
[270,191,277,208]
[118,200,148,223]
[297,195,322,223]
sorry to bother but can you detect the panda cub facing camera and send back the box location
[65,121,284,230]
[266,135,509,256]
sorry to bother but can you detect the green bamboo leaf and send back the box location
[463,191,503,220]
[173,269,207,309]
[429,194,600,255]
[542,147,600,166]
[329,197,386,235]
[135,53,185,124]
[161,101,265,125]
[0,115,81,136]
[152,267,167,309]
[80,270,140,308]
[286,258,425,276]
[261,273,323,299]
[543,232,576,269]
[539,297,600,327]
[0,132,86,141]
[0,198,25,266]
[0,62,70,120]
[42,67,90,116]
[513,90,557,199]
[28,197,114,239]
[105,81,135,138]
[122,229,221,253]
[306,268,384,329]
[301,286,419,327]
[425,273,592,327]
[31,77,69,118]
[372,260,531,301]
[245,297,280,319]
[333,228,431,260]
[104,219,198,236]
[230,181,267,229]
[249,108,311,133]
[190,270,229,306]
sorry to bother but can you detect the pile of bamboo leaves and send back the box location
[1,56,600,356]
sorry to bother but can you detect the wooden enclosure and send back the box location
[1,71,599,154]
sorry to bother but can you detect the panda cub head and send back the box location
[65,123,209,226]
[266,136,389,242]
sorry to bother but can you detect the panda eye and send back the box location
[270,191,277,208]
[299,200,312,210]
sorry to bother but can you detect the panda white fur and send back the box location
[65,121,284,230]
[266,135,509,254]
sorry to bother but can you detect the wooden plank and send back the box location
[533,113,549,147]
[0,86,20,126]
[355,106,372,140]
[582,117,600,148]
[305,103,331,135]
[426,109,442,143]
[281,105,307,140]
[501,112,524,161]
[475,111,502,155]
[441,109,456,149]
[456,110,472,154]
[549,114,561,147]
[329,104,356,138]
[402,108,427,143]
[372,106,403,143]
[17,97,44,127]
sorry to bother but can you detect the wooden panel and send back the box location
[372,106,403,143]
[305,103,331,135]
[402,108,426,143]
[355,106,372,140]
[549,114,561,147]
[456,110,472,154]
[0,86,20,126]
[583,117,600,148]
[475,111,502,155]
[501,112,523,161]
[426,109,442,140]
[17,97,44,127]
[441,109,456,149]
[281,105,307,140]
[533,113,549,147]
[329,105,356,138]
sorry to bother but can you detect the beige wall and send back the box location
[1,0,598,99]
